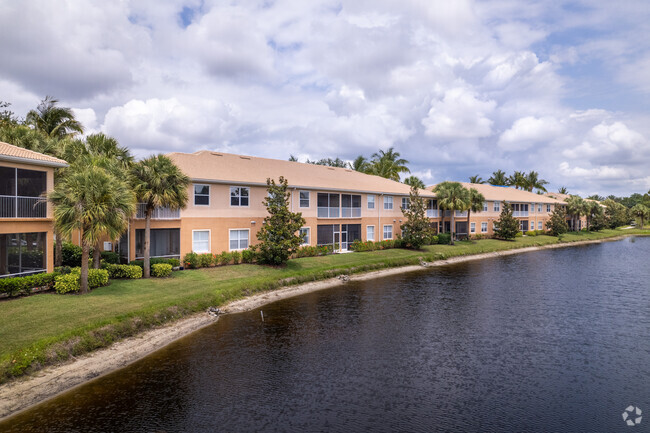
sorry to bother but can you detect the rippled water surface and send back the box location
[2,237,649,432]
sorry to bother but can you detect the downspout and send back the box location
[378,194,382,240]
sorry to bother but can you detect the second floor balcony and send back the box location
[426,209,439,218]
[135,203,180,220]
[0,196,46,218]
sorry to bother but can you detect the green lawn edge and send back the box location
[1,228,648,383]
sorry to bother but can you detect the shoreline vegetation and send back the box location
[0,228,648,421]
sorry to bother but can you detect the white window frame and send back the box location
[537,203,542,212]
[230,186,250,207]
[493,201,500,212]
[481,222,488,233]
[538,221,543,230]
[482,202,488,212]
[470,222,476,233]
[383,225,393,240]
[299,227,310,245]
[299,191,310,208]
[546,204,551,212]
[194,184,210,206]
[192,229,211,253]
[384,196,393,210]
[367,225,375,241]
[401,197,409,210]
[229,229,249,251]
[367,194,375,209]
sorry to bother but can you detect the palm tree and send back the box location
[368,147,410,181]
[468,175,485,184]
[565,196,585,231]
[85,133,133,169]
[50,164,135,293]
[522,171,549,192]
[630,204,649,228]
[288,155,298,162]
[558,186,568,194]
[403,175,426,189]
[508,171,526,189]
[433,181,470,245]
[467,188,486,237]
[131,155,190,278]
[488,170,508,186]
[349,155,370,173]
[25,96,83,139]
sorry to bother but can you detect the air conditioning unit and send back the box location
[103,242,113,251]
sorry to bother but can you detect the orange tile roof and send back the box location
[168,150,433,196]
[0,141,68,167]
[429,182,564,204]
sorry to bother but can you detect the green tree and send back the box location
[466,187,486,237]
[508,171,526,189]
[565,196,585,231]
[558,186,568,194]
[403,175,426,189]
[0,100,19,127]
[488,170,508,186]
[584,201,604,231]
[288,155,299,162]
[307,157,347,167]
[468,175,485,184]
[25,96,84,139]
[349,155,371,173]
[433,181,470,245]
[255,176,306,265]
[131,155,190,278]
[400,186,433,249]
[586,194,604,201]
[546,205,568,236]
[49,164,135,293]
[630,204,649,228]
[494,202,520,240]
[602,199,629,228]
[368,147,410,181]
[522,171,549,192]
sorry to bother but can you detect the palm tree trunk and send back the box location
[93,241,101,269]
[80,241,90,294]
[55,228,63,267]
[450,213,455,245]
[467,210,471,239]
[144,208,152,278]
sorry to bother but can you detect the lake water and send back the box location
[1,237,649,432]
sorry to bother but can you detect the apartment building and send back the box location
[117,150,436,262]
[0,141,67,277]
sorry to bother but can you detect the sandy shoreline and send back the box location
[0,235,631,422]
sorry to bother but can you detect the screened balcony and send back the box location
[0,166,47,218]
[135,203,180,219]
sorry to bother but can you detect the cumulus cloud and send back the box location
[422,87,496,139]
[498,116,564,151]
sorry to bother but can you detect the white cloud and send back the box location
[498,116,563,151]
[422,87,496,139]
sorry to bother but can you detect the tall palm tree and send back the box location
[131,155,190,278]
[468,175,485,184]
[467,188,486,237]
[369,147,410,181]
[433,181,470,245]
[50,164,135,293]
[488,170,508,186]
[558,186,568,194]
[349,155,370,173]
[630,204,649,229]
[403,175,425,189]
[288,155,298,162]
[508,171,526,189]
[565,196,585,231]
[523,171,549,192]
[25,96,84,139]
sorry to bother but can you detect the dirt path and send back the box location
[0,235,629,422]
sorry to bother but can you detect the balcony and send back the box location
[318,207,340,218]
[341,207,361,218]
[0,196,47,218]
[455,210,468,217]
[426,209,439,218]
[513,211,529,217]
[135,203,180,219]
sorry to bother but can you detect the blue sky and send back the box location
[1,0,649,196]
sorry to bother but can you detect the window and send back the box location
[192,230,210,253]
[299,191,310,208]
[401,197,409,210]
[367,195,375,209]
[470,222,476,233]
[538,203,542,212]
[493,201,500,212]
[135,229,180,259]
[383,225,393,239]
[299,227,310,245]
[0,232,46,277]
[538,221,543,230]
[317,193,340,218]
[531,203,536,213]
[384,196,393,210]
[546,204,551,212]
[481,222,487,233]
[483,202,488,212]
[229,229,249,250]
[342,194,361,217]
[194,184,210,206]
[230,187,249,207]
[367,225,375,241]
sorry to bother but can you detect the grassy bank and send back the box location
[1,228,647,383]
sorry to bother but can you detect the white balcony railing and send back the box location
[135,203,180,219]
[318,207,340,218]
[427,209,439,218]
[341,207,361,218]
[455,210,468,217]
[0,196,47,218]
[513,211,529,217]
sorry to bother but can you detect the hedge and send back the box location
[105,264,142,279]
[129,258,181,269]
[0,272,59,297]
[54,268,109,294]
[151,263,173,277]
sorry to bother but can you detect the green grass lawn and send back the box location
[0,228,647,382]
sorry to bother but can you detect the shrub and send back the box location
[54,273,80,294]
[54,266,72,274]
[55,268,109,294]
[437,233,451,245]
[0,272,58,297]
[231,250,242,264]
[167,258,180,267]
[100,251,119,264]
[218,251,233,266]
[129,258,181,269]
[241,249,256,263]
[525,230,537,236]
[198,253,213,268]
[61,242,83,267]
[86,268,109,288]
[151,263,172,277]
[515,231,523,237]
[106,264,142,279]
[183,252,200,269]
